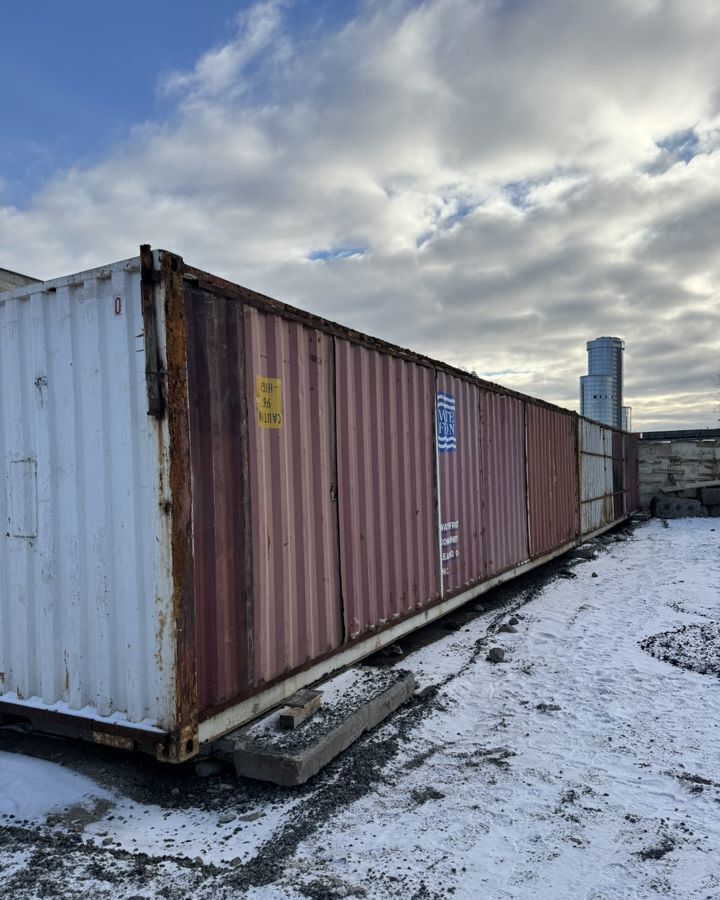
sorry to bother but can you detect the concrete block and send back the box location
[567,546,597,560]
[652,496,708,519]
[230,669,416,786]
[700,487,720,506]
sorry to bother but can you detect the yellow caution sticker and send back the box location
[256,375,282,429]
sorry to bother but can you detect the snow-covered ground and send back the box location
[1,518,718,899]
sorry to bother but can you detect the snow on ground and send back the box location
[0,750,110,819]
[0,518,718,899]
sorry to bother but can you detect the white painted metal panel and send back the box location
[581,420,604,456]
[580,420,627,535]
[0,259,176,730]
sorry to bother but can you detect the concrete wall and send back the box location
[0,268,41,292]
[639,439,720,510]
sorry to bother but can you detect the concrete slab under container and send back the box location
[220,668,416,786]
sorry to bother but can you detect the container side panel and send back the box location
[436,373,484,594]
[624,433,639,513]
[336,341,440,638]
[526,404,579,556]
[245,308,342,687]
[185,289,250,713]
[612,430,625,518]
[480,391,529,575]
[580,420,609,534]
[0,268,173,727]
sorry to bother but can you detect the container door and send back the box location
[244,307,343,686]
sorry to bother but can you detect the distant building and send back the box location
[0,267,41,292]
[622,406,632,432]
[579,336,625,429]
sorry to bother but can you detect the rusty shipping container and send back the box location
[0,246,639,759]
[526,404,579,558]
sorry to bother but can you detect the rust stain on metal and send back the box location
[140,245,165,418]
[92,730,135,751]
[185,285,252,714]
[159,250,198,761]
[155,607,167,672]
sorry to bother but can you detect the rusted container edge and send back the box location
[184,264,605,422]
[0,700,170,757]
[159,251,198,763]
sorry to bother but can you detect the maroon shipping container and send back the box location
[480,390,530,576]
[244,308,343,688]
[335,341,440,638]
[526,404,579,558]
[436,372,485,596]
[0,245,639,760]
[185,285,249,714]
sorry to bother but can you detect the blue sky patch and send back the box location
[308,246,367,261]
[656,128,700,164]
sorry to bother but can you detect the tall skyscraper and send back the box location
[579,336,624,428]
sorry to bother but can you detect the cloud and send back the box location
[2,0,719,429]
[161,0,287,99]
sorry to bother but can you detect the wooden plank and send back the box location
[278,689,323,730]
[660,479,720,493]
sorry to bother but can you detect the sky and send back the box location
[2,0,719,430]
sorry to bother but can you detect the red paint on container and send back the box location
[244,307,343,687]
[481,390,530,575]
[526,404,579,557]
[436,373,485,596]
[335,340,440,638]
[185,287,250,714]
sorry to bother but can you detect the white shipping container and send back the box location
[579,419,616,535]
[0,253,183,756]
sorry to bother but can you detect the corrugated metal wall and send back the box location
[612,431,625,518]
[624,433,639,512]
[185,288,250,713]
[480,390,529,576]
[335,341,440,638]
[244,308,343,688]
[526,404,579,556]
[580,420,608,534]
[0,263,175,727]
[436,373,485,596]
[579,421,633,534]
[0,250,643,752]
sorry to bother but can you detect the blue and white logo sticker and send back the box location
[436,391,456,453]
